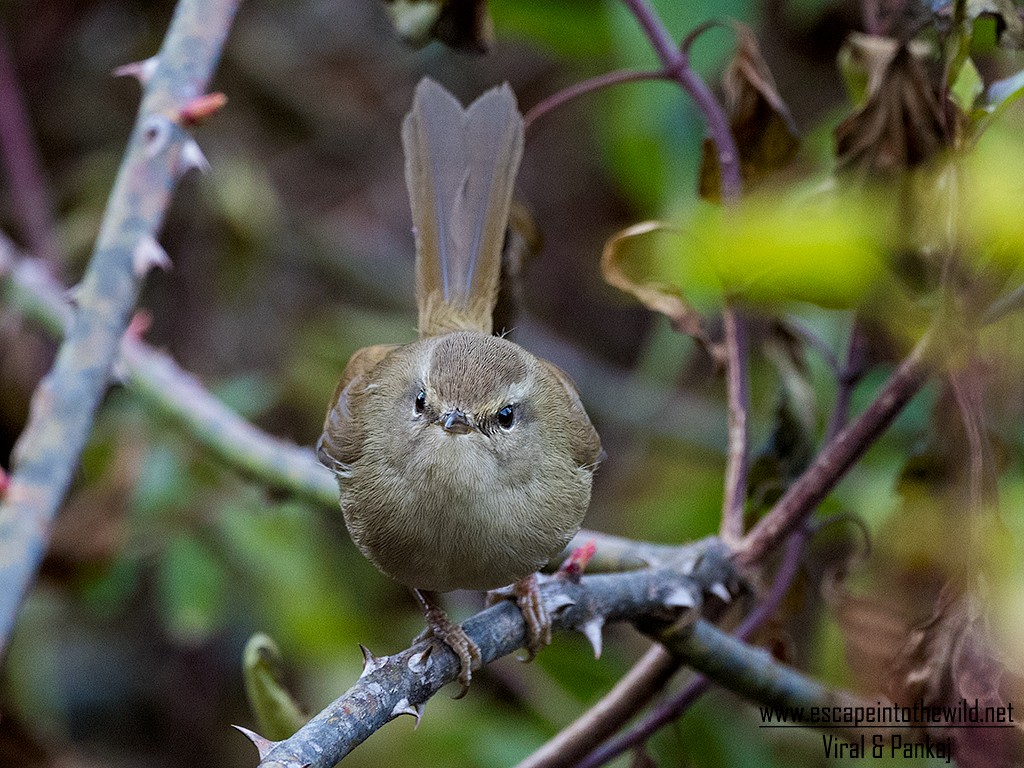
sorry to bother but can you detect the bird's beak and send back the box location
[440,409,473,434]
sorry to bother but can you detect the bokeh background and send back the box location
[1,0,1023,766]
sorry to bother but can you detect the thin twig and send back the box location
[611,2,749,544]
[0,0,240,658]
[824,321,869,444]
[524,69,666,132]
[513,645,679,768]
[737,331,932,566]
[620,0,741,199]
[720,306,749,543]
[577,528,809,768]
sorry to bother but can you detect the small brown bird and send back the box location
[317,78,601,692]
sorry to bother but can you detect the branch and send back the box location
[653,617,904,745]
[719,305,749,543]
[250,539,738,768]
[247,532,913,768]
[737,331,932,566]
[823,321,869,443]
[524,69,666,132]
[513,645,679,768]
[577,528,809,767]
[619,0,741,199]
[0,233,340,509]
[0,0,240,657]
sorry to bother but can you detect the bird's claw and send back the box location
[487,573,551,662]
[417,598,481,698]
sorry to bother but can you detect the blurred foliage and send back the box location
[0,0,1023,767]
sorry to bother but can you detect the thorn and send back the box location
[180,91,228,126]
[558,539,597,583]
[390,697,424,727]
[180,138,210,174]
[359,643,387,678]
[407,647,432,674]
[132,235,171,277]
[708,582,732,603]
[548,593,576,613]
[113,56,159,83]
[664,586,697,609]
[231,725,278,760]
[125,310,153,343]
[580,617,604,659]
[140,115,172,159]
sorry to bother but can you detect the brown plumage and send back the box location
[317,78,601,689]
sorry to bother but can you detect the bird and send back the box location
[317,77,602,694]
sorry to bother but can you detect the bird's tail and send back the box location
[403,77,524,337]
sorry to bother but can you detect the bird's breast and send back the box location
[338,432,588,592]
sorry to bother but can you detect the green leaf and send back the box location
[243,633,308,740]
[158,535,227,643]
[215,499,366,656]
[603,189,889,313]
[963,124,1024,267]
[984,66,1024,124]
[951,57,984,113]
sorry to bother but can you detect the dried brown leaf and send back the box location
[601,222,722,361]
[699,23,800,201]
[835,42,950,177]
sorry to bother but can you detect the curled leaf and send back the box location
[699,23,800,201]
[601,221,721,359]
[602,192,887,320]
[243,632,308,741]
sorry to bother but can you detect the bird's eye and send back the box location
[414,389,427,414]
[496,404,516,430]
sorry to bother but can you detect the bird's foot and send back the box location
[414,590,481,698]
[486,573,551,662]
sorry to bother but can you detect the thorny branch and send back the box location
[252,538,734,768]
[576,529,810,768]
[249,532,923,768]
[0,235,339,510]
[0,0,240,657]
